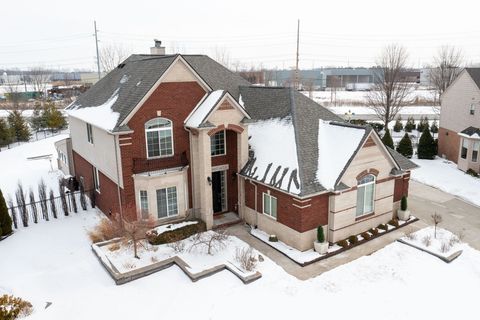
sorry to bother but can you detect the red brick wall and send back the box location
[244,180,329,233]
[73,150,124,218]
[122,81,206,212]
[211,130,238,212]
[393,172,410,202]
[438,127,460,163]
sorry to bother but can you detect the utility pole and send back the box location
[94,20,101,80]
[295,19,300,90]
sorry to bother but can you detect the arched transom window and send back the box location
[145,118,173,158]
[356,174,375,217]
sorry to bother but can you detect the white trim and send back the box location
[93,167,101,193]
[210,129,226,157]
[156,186,179,218]
[212,164,229,172]
[355,174,376,217]
[292,203,311,209]
[86,123,94,144]
[458,132,480,140]
[120,55,212,126]
[139,190,149,218]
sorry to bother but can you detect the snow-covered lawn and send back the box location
[411,157,480,207]
[400,227,463,260]
[1,212,480,319]
[0,134,68,200]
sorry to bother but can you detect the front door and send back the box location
[211,170,226,213]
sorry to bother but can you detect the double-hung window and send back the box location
[356,174,375,217]
[145,118,173,158]
[470,104,475,115]
[93,167,100,192]
[211,130,226,156]
[472,141,480,162]
[156,186,178,218]
[139,190,149,219]
[263,192,277,219]
[86,123,94,144]
[461,139,468,159]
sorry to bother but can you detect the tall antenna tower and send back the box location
[295,19,300,90]
[94,20,101,80]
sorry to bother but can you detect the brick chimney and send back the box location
[150,39,165,55]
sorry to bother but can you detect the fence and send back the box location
[0,129,68,152]
[7,189,93,229]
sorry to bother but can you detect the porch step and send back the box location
[213,212,242,229]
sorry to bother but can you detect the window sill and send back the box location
[355,212,374,221]
[211,153,226,158]
[147,155,174,160]
[262,212,277,221]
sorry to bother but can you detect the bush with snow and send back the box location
[0,294,33,320]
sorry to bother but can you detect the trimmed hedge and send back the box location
[337,239,349,248]
[146,219,206,245]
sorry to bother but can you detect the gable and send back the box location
[206,95,246,127]
[339,132,396,188]
[162,58,203,83]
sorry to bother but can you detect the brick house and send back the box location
[438,68,480,173]
[64,50,416,251]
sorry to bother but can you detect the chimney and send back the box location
[150,39,165,55]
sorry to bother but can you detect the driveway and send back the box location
[228,180,480,280]
[409,180,480,250]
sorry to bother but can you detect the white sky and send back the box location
[1,0,479,71]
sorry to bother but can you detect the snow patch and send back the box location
[150,221,198,236]
[317,121,365,189]
[185,90,224,128]
[248,117,300,194]
[67,89,120,131]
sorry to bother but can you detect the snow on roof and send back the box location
[66,89,120,132]
[316,120,365,189]
[185,90,224,128]
[248,117,300,194]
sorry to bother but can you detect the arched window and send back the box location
[145,118,173,158]
[356,174,375,217]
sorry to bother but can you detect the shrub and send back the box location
[440,241,451,253]
[0,189,13,237]
[88,217,123,243]
[400,196,408,211]
[418,127,436,159]
[268,235,278,242]
[0,294,33,319]
[367,122,384,132]
[404,116,415,132]
[381,129,394,149]
[337,239,349,248]
[405,232,417,241]
[348,235,358,245]
[388,219,399,228]
[361,232,371,240]
[167,240,186,253]
[146,220,206,245]
[369,228,379,235]
[377,223,388,231]
[396,133,413,158]
[317,226,325,243]
[235,246,258,272]
[393,116,403,132]
[188,230,229,255]
[466,169,479,178]
[422,235,432,247]
[416,116,430,132]
[430,119,438,133]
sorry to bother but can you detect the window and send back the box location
[263,193,277,219]
[145,118,173,158]
[211,130,226,156]
[139,190,149,219]
[470,104,475,115]
[461,139,468,159]
[86,123,94,144]
[472,141,480,162]
[156,186,178,218]
[93,167,100,192]
[356,174,375,217]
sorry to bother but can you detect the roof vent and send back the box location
[150,39,166,55]
[117,63,126,69]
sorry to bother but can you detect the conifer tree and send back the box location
[0,188,13,236]
[430,119,439,134]
[396,133,413,158]
[0,118,12,147]
[418,127,436,159]
[43,100,66,131]
[404,116,415,132]
[381,129,395,149]
[7,110,31,142]
[393,115,403,132]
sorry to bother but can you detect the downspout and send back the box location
[248,179,258,228]
[113,135,124,221]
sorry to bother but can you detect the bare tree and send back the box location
[213,46,231,69]
[99,44,130,73]
[189,229,229,255]
[431,212,443,239]
[29,67,51,98]
[119,214,156,259]
[429,46,463,107]
[366,44,414,128]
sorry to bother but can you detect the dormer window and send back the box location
[145,118,173,158]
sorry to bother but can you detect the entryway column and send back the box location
[196,130,213,229]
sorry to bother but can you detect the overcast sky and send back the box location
[1,0,479,71]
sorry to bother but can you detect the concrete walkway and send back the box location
[227,180,480,280]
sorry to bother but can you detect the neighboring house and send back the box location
[54,137,74,176]
[438,68,480,173]
[65,50,416,251]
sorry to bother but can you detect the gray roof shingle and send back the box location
[466,68,480,89]
[386,147,419,171]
